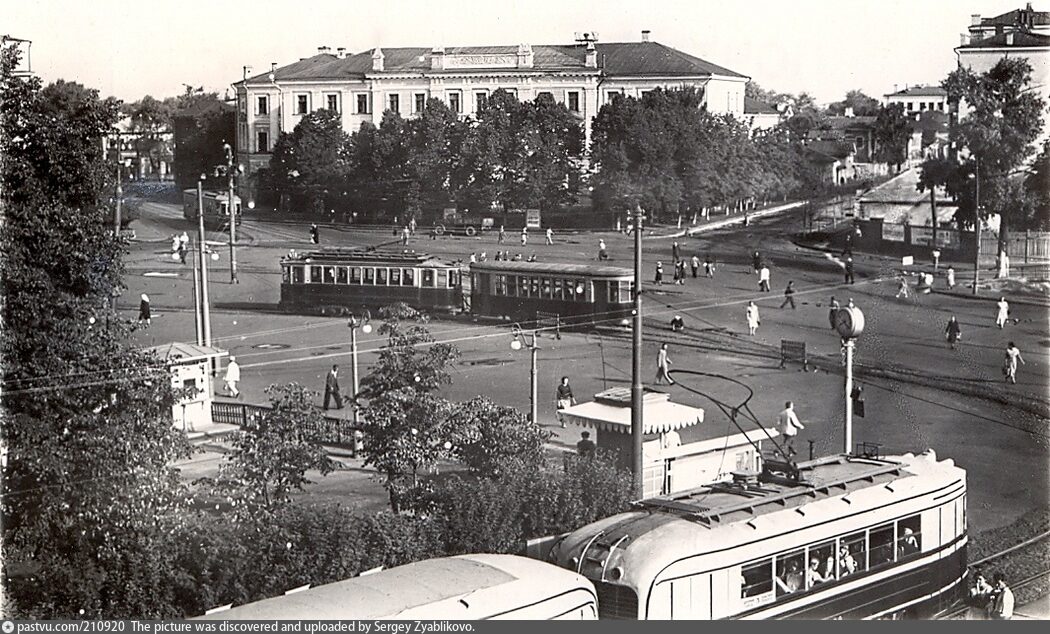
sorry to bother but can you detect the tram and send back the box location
[196,554,598,620]
[470,261,633,327]
[182,189,242,229]
[543,450,967,620]
[279,248,464,315]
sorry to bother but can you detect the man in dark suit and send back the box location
[576,431,596,458]
[324,364,343,409]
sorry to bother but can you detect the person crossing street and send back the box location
[323,364,343,409]
[780,281,796,309]
[223,356,241,398]
[655,343,674,385]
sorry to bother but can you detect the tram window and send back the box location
[620,280,633,303]
[575,281,587,302]
[608,281,618,303]
[403,268,414,286]
[554,279,563,299]
[350,267,362,284]
[896,515,921,559]
[364,268,375,285]
[869,523,896,567]
[495,274,507,296]
[377,268,388,285]
[390,268,401,285]
[337,267,348,284]
[310,266,322,283]
[449,270,459,287]
[808,541,836,587]
[422,269,435,287]
[323,266,336,284]
[741,559,773,599]
[282,267,290,284]
[840,532,867,576]
[437,270,447,288]
[542,277,552,298]
[292,266,303,284]
[775,550,806,597]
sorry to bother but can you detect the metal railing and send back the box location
[211,401,362,453]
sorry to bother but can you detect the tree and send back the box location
[210,384,335,520]
[873,103,912,170]
[170,89,235,190]
[1024,140,1050,230]
[447,397,551,478]
[917,156,957,247]
[266,109,350,214]
[405,98,466,215]
[122,95,174,178]
[2,44,193,618]
[827,89,881,117]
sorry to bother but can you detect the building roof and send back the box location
[826,115,876,130]
[556,389,704,434]
[974,6,1050,28]
[806,140,854,161]
[744,96,779,115]
[885,85,948,98]
[959,30,1050,48]
[242,41,746,85]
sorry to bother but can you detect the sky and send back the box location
[5,0,1035,104]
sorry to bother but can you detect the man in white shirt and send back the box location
[991,573,1014,620]
[224,356,241,398]
[759,266,771,292]
[776,401,804,457]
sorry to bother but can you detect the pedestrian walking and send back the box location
[990,573,1014,620]
[494,251,502,261]
[776,401,805,457]
[895,276,910,299]
[945,316,962,349]
[759,265,771,292]
[670,315,685,332]
[672,241,681,262]
[576,431,596,458]
[223,356,241,398]
[138,293,151,325]
[469,252,477,264]
[598,238,609,261]
[409,217,417,235]
[513,253,523,261]
[946,266,956,290]
[919,272,933,293]
[655,261,664,285]
[556,376,577,411]
[780,281,796,309]
[401,226,410,245]
[675,260,686,285]
[844,256,855,284]
[1003,341,1024,384]
[526,253,537,262]
[179,231,190,252]
[752,250,762,274]
[655,343,674,385]
[967,571,994,620]
[177,241,187,264]
[746,301,760,336]
[995,297,1009,329]
[521,228,528,247]
[310,224,319,244]
[690,255,700,278]
[704,255,715,278]
[498,225,505,244]
[170,234,181,254]
[545,227,553,245]
[323,364,343,409]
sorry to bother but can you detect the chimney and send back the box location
[585,42,597,68]
[893,83,898,93]
[960,34,970,46]
[372,47,384,72]
[641,30,651,42]
[431,47,445,70]
[845,106,855,118]
[318,45,332,55]
[1006,32,1015,46]
[337,47,346,59]
[516,43,534,68]
[242,65,252,81]
[971,14,982,26]
[271,62,278,73]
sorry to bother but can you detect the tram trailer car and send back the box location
[544,450,967,620]
[470,261,634,327]
[195,554,598,620]
[182,189,243,229]
[280,249,464,315]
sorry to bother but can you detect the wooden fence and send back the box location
[211,401,362,453]
[980,231,1050,263]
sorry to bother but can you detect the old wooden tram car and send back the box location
[544,450,967,620]
[182,189,242,229]
[469,261,634,327]
[196,554,598,620]
[279,248,464,315]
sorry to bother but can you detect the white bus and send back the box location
[196,554,598,620]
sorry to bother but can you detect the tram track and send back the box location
[939,529,1050,619]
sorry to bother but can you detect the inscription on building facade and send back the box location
[445,55,517,68]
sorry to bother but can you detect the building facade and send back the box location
[884,85,949,114]
[232,33,748,180]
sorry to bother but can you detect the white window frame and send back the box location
[388,93,400,113]
[567,90,581,113]
[355,93,370,115]
[256,95,269,116]
[474,90,488,111]
[256,129,269,153]
[325,93,341,113]
[295,93,310,115]
[414,93,427,113]
[447,91,462,114]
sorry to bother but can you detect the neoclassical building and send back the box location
[233,32,748,179]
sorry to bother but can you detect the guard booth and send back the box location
[145,342,227,433]
[556,387,778,497]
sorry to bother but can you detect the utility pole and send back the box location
[972,158,981,295]
[843,338,854,454]
[223,143,240,284]
[198,180,212,347]
[631,205,644,499]
[114,160,123,236]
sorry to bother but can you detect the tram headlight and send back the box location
[609,566,624,581]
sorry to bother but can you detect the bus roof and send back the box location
[470,261,632,277]
[197,554,592,620]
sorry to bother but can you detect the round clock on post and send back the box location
[833,306,864,455]
[833,306,865,340]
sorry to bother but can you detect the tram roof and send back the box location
[282,247,456,266]
[471,261,633,277]
[196,554,589,620]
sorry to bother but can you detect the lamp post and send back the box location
[971,158,981,295]
[213,143,244,284]
[631,204,645,499]
[510,323,540,427]
[832,306,865,454]
[348,315,373,430]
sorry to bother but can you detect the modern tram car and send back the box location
[195,554,598,620]
[469,261,634,326]
[279,248,464,315]
[182,189,242,229]
[543,450,967,620]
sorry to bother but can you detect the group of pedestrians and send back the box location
[968,571,1015,619]
[169,231,190,264]
[655,241,714,285]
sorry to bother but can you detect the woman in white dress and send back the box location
[746,301,760,336]
[995,297,1009,329]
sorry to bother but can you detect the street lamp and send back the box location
[831,305,865,454]
[969,159,981,295]
[348,314,373,432]
[631,204,645,499]
[510,323,540,427]
[212,143,244,284]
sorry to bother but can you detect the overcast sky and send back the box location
[5,0,1033,104]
